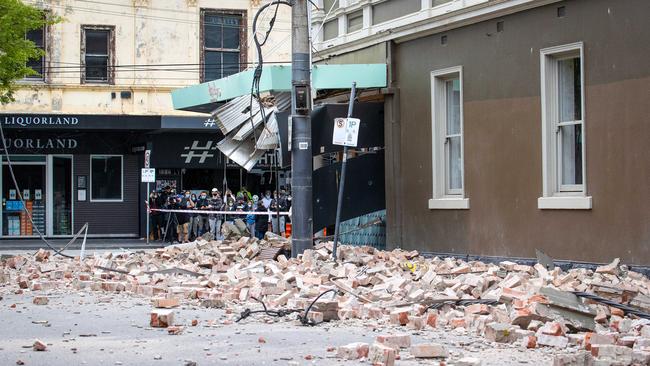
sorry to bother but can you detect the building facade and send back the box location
[312,0,650,264]
[0,0,292,239]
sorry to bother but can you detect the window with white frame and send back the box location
[539,42,591,209]
[90,155,123,201]
[429,66,469,209]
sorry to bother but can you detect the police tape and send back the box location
[149,208,291,216]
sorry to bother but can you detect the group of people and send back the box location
[147,186,291,244]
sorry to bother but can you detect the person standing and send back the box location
[208,188,224,239]
[188,193,199,241]
[245,200,256,238]
[254,201,268,240]
[270,190,288,236]
[176,195,190,243]
[196,191,211,236]
[237,186,253,201]
[148,191,162,241]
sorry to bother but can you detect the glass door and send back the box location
[50,156,73,236]
[2,156,47,237]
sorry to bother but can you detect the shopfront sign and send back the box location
[3,115,79,127]
[149,133,280,170]
[0,131,135,154]
[0,114,159,130]
[1,137,78,150]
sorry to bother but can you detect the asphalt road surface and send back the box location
[0,291,559,365]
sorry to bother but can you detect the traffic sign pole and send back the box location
[332,82,357,261]
[143,151,152,245]
[146,181,150,245]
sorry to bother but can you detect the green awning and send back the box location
[171,64,387,113]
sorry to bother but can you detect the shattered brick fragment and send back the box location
[410,343,448,358]
[367,343,396,366]
[336,342,369,360]
[150,309,174,328]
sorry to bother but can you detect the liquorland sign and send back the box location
[3,116,79,127]
[0,114,221,130]
[1,137,78,150]
[0,114,160,130]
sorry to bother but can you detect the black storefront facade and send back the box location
[0,113,279,240]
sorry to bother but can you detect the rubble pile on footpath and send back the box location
[1,233,650,366]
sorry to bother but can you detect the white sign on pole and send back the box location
[141,168,156,183]
[332,117,360,147]
[144,150,151,169]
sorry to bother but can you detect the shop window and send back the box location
[429,66,469,209]
[81,26,114,84]
[201,10,246,82]
[90,155,123,201]
[539,42,591,209]
[25,26,46,80]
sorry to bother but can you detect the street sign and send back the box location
[144,150,151,168]
[332,117,360,147]
[141,168,156,183]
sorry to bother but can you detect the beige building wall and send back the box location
[2,0,292,116]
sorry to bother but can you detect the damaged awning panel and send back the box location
[214,92,290,171]
[171,64,387,113]
[217,133,266,172]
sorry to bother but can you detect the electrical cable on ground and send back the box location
[0,122,74,258]
[235,296,302,322]
[572,291,650,320]
[300,289,339,326]
[425,299,501,311]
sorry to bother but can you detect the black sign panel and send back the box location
[160,115,221,130]
[0,114,160,130]
[311,102,384,155]
[313,150,386,233]
[148,132,280,170]
[0,130,139,154]
[277,102,385,168]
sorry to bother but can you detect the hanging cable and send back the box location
[0,123,74,258]
[249,0,292,151]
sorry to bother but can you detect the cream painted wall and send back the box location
[2,0,292,115]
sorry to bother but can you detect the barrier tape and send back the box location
[149,208,291,216]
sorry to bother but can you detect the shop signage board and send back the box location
[332,117,360,147]
[141,168,156,183]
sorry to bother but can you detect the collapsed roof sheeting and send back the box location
[212,95,261,135]
[214,92,290,171]
[217,132,266,172]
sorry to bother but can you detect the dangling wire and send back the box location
[249,0,292,152]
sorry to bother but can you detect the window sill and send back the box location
[428,197,469,210]
[537,196,592,210]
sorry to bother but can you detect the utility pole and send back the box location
[290,0,313,257]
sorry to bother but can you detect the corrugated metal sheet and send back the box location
[211,95,261,135]
[213,92,290,171]
[232,106,272,141]
[256,113,279,150]
[217,133,266,172]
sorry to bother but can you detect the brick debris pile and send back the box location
[1,234,650,366]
